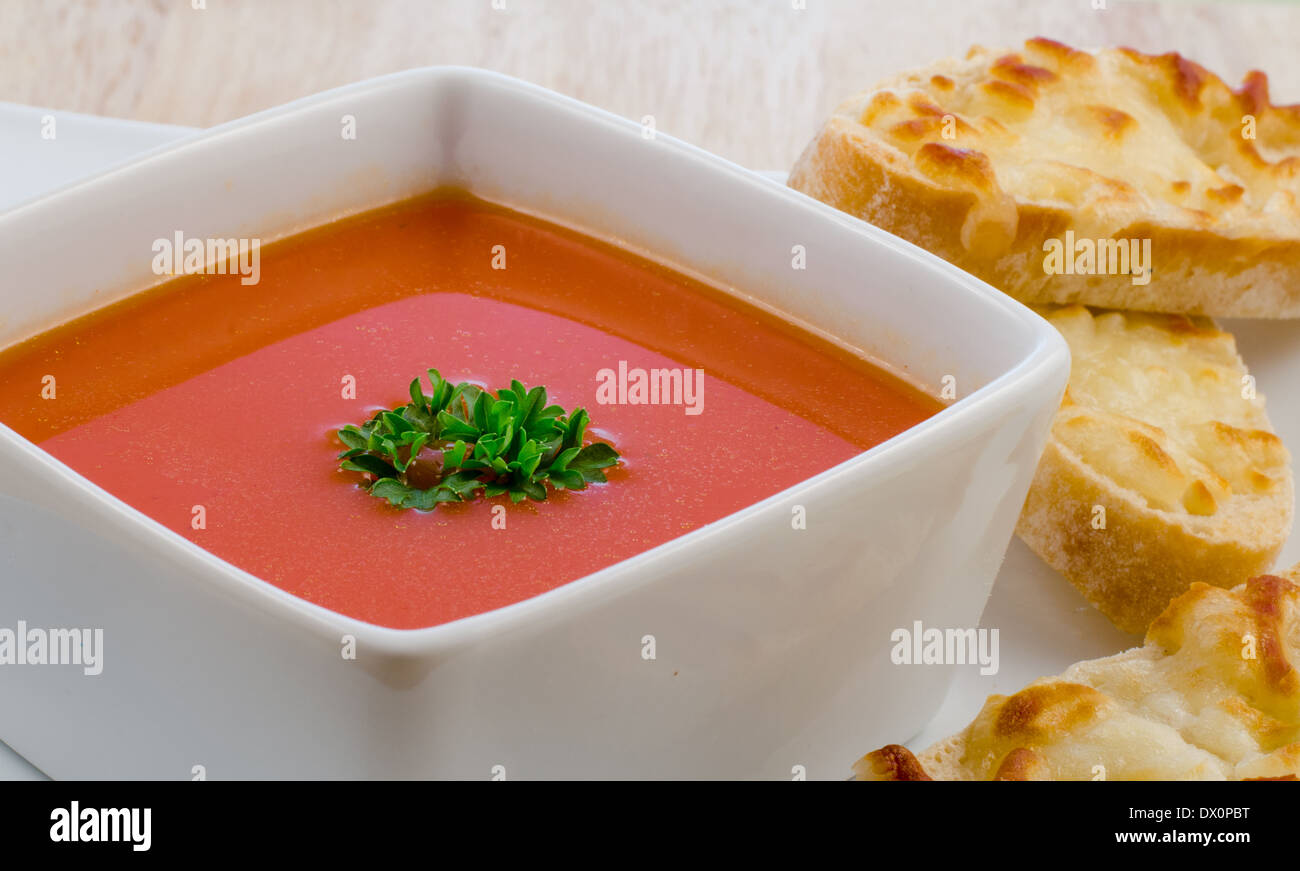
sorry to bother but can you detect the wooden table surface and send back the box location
[2,0,1298,170]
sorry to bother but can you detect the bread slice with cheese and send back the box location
[1019,305,1291,633]
[788,38,1300,317]
[854,565,1300,781]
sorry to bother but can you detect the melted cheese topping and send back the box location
[856,574,1300,780]
[848,38,1300,243]
[1043,305,1286,516]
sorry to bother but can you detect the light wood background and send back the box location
[2,0,1298,170]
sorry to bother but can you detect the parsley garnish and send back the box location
[337,370,620,511]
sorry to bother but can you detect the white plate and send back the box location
[2,106,1296,779]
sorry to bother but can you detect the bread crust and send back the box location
[789,40,1300,318]
[1018,434,1290,634]
[1014,306,1293,634]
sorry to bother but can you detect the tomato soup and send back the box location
[0,194,940,629]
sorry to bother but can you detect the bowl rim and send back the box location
[0,65,1070,657]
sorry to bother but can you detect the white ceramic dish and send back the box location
[0,69,1068,779]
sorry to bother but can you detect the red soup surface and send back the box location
[0,194,940,629]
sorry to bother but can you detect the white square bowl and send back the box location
[0,68,1068,779]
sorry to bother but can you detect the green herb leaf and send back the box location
[336,370,620,512]
[437,412,480,441]
[548,446,580,473]
[569,442,619,482]
[370,478,440,511]
[341,455,399,479]
[337,426,369,451]
[562,408,589,452]
[552,469,586,490]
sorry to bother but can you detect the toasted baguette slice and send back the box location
[1018,305,1291,633]
[788,38,1300,317]
[854,566,1300,781]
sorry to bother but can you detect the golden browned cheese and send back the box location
[789,38,1300,317]
[853,569,1300,781]
[1016,305,1292,633]
[1048,306,1284,515]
